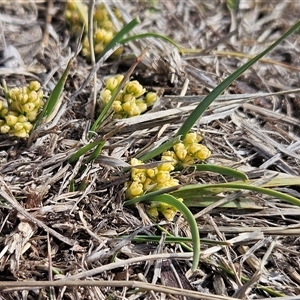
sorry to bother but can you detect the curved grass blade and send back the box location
[176,19,300,138]
[35,57,73,128]
[125,193,200,271]
[96,17,140,61]
[172,183,300,207]
[120,32,181,51]
[138,136,182,162]
[124,186,180,206]
[68,139,105,164]
[182,164,248,181]
[73,0,89,32]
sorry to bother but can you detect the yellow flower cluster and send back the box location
[162,132,211,165]
[125,133,211,220]
[0,81,44,138]
[125,158,180,221]
[65,1,122,58]
[100,75,158,118]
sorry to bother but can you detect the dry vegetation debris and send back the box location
[1,0,300,299]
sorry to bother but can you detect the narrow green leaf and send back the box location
[184,164,248,181]
[176,19,300,138]
[152,194,200,271]
[68,139,105,163]
[35,58,73,128]
[138,136,182,162]
[96,17,140,61]
[172,183,300,207]
[120,32,182,51]
[123,186,180,206]
[125,193,200,271]
[79,142,105,173]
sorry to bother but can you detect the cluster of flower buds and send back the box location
[100,75,158,118]
[125,132,211,220]
[0,81,44,138]
[125,158,180,221]
[65,1,122,58]
[162,132,211,165]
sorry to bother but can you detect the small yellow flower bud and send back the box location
[17,93,28,104]
[158,162,174,172]
[112,100,123,113]
[122,94,136,103]
[125,181,144,198]
[161,151,178,165]
[106,76,120,91]
[124,81,146,97]
[0,108,9,117]
[145,92,158,106]
[136,99,147,113]
[23,122,33,132]
[94,43,104,54]
[115,75,124,85]
[143,177,155,192]
[188,143,203,155]
[23,103,35,113]
[26,110,38,122]
[184,132,198,144]
[22,86,30,95]
[195,145,211,160]
[5,115,18,126]
[29,81,41,91]
[0,125,10,134]
[18,115,27,122]
[94,5,108,22]
[173,143,187,161]
[13,122,24,132]
[94,28,106,43]
[146,168,157,179]
[100,89,111,103]
[147,206,159,218]
[13,128,27,138]
[155,170,170,184]
[28,91,38,103]
[103,31,113,44]
[182,155,194,165]
[130,158,142,166]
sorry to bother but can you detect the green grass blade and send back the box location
[96,17,140,61]
[172,183,300,207]
[35,58,73,128]
[68,139,105,163]
[120,32,181,51]
[152,194,200,271]
[138,136,182,162]
[176,19,300,138]
[125,192,200,271]
[123,186,180,206]
[184,164,248,181]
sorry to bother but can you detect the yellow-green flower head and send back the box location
[173,142,188,161]
[124,81,146,98]
[184,132,202,144]
[145,92,158,106]
[125,181,144,198]
[106,76,120,91]
[0,124,10,134]
[161,151,179,165]
[29,81,41,92]
[155,170,171,184]
[157,162,174,172]
[135,99,147,114]
[112,100,123,113]
[122,94,136,103]
[94,28,106,43]
[94,4,108,23]
[195,145,211,161]
[5,115,18,126]
[100,89,111,103]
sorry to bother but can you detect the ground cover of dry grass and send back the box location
[1,1,300,299]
